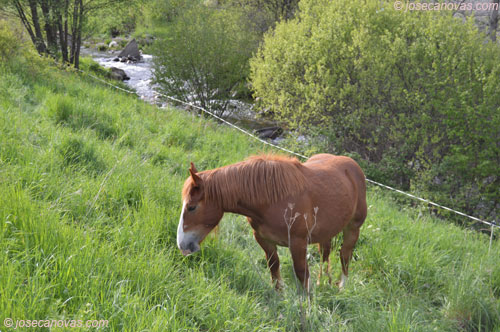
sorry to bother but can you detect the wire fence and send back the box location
[77,69,499,232]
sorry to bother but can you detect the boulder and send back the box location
[117,39,141,62]
[256,126,283,140]
[109,67,130,81]
[108,40,119,49]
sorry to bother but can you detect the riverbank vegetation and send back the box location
[250,0,500,226]
[144,0,499,225]
[152,2,260,118]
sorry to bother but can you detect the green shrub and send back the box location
[0,20,22,63]
[85,0,143,37]
[217,0,299,31]
[250,0,500,222]
[80,57,111,78]
[152,3,259,118]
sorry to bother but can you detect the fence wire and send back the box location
[78,69,498,230]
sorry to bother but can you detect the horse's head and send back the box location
[177,162,223,256]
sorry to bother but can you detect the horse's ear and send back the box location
[189,162,202,187]
[188,163,204,201]
[190,162,198,174]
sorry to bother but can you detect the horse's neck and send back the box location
[204,165,244,210]
[224,201,262,221]
[203,167,258,217]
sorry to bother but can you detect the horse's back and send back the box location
[304,154,365,184]
[304,154,367,223]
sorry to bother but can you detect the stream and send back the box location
[80,46,279,134]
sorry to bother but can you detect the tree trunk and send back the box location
[64,0,69,61]
[74,0,83,69]
[53,0,69,63]
[489,0,500,41]
[69,0,79,65]
[56,13,68,62]
[39,0,58,53]
[13,0,38,49]
[28,0,47,54]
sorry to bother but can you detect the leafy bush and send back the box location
[250,0,500,222]
[152,3,259,118]
[217,0,300,31]
[0,19,22,63]
[80,57,112,78]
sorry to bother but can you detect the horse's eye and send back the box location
[187,205,197,212]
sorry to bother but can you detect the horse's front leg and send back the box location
[318,240,332,286]
[254,231,282,290]
[289,238,309,292]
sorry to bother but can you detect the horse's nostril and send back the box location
[188,242,197,253]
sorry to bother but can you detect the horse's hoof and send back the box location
[336,273,347,290]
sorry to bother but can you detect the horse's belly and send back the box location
[250,219,289,246]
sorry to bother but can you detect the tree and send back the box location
[217,0,299,33]
[1,0,126,68]
[152,4,259,118]
[488,0,500,41]
[250,0,500,222]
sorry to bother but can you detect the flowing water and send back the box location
[80,46,277,132]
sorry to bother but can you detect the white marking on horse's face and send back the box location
[177,201,186,250]
[177,201,201,256]
[339,272,348,289]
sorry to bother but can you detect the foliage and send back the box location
[152,2,259,118]
[0,19,21,61]
[144,0,193,25]
[1,0,131,68]
[86,0,145,37]
[250,0,500,222]
[217,0,299,31]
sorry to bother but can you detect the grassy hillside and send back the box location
[1,57,500,332]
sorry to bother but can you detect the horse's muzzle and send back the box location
[177,214,201,255]
[180,241,200,256]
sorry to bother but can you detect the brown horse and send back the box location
[177,153,367,291]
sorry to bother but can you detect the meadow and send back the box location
[1,57,500,331]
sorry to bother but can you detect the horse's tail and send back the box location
[344,164,367,227]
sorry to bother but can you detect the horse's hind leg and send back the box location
[317,240,332,286]
[338,222,361,289]
[254,231,282,290]
[338,186,367,289]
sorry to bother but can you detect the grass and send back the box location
[1,54,500,331]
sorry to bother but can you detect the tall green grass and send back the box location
[1,58,499,331]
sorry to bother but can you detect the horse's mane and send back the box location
[183,154,307,209]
